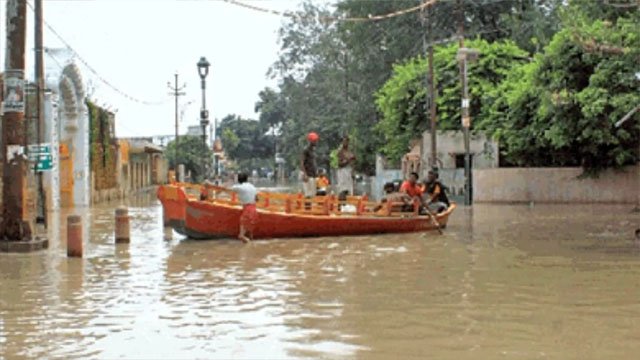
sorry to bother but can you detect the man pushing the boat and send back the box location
[231,172,258,243]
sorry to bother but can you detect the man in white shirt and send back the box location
[337,135,356,195]
[231,173,258,243]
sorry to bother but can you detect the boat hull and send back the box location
[184,199,455,240]
[157,185,190,235]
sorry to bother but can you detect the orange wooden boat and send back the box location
[157,183,201,235]
[158,183,455,240]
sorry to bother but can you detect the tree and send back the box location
[217,114,276,173]
[265,1,353,174]
[262,0,635,174]
[485,3,640,173]
[375,39,529,161]
[264,0,564,174]
[165,135,212,181]
[255,87,286,133]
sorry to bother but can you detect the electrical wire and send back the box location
[45,48,158,137]
[221,0,438,22]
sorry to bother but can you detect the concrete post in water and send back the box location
[163,226,173,240]
[115,207,130,243]
[67,215,82,257]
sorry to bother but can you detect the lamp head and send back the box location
[197,56,210,79]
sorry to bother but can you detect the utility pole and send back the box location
[2,0,34,242]
[34,0,47,227]
[421,0,437,168]
[457,0,471,206]
[167,73,186,180]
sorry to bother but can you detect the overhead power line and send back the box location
[222,0,438,22]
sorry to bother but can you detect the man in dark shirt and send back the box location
[301,132,319,197]
[423,169,450,213]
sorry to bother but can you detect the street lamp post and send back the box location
[213,117,220,177]
[197,56,210,179]
[457,47,480,206]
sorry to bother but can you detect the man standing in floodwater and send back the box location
[231,172,258,243]
[301,132,319,198]
[337,135,356,195]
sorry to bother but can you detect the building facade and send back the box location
[420,130,499,197]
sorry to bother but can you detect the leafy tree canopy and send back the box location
[375,39,529,161]
[253,0,637,175]
[165,135,212,182]
[487,9,640,173]
[217,114,276,173]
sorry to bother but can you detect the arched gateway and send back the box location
[44,49,90,209]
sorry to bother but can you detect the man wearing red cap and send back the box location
[301,132,319,198]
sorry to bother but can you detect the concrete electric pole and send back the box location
[1,0,41,248]
[34,0,47,227]
[421,0,438,169]
[456,0,476,206]
[167,73,186,180]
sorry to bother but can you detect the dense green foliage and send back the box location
[247,0,638,175]
[375,39,529,160]
[485,4,640,173]
[217,114,275,173]
[165,135,212,182]
[87,100,117,189]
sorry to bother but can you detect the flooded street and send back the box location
[1,194,639,359]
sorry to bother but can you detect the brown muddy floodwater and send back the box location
[1,193,639,359]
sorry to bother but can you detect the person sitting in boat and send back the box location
[400,172,424,205]
[337,190,357,213]
[200,180,210,201]
[423,169,450,214]
[316,169,330,196]
[231,172,258,243]
[374,182,413,214]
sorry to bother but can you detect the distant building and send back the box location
[419,130,499,197]
[186,125,203,137]
[119,137,168,191]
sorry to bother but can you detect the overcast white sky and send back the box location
[1,0,311,138]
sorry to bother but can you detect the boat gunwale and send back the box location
[187,197,456,222]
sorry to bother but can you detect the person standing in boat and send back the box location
[337,135,356,195]
[423,169,450,213]
[231,172,258,243]
[300,132,319,198]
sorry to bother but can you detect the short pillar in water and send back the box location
[67,215,83,257]
[115,207,130,243]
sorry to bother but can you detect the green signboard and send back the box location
[28,143,53,171]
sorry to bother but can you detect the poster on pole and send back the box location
[2,69,25,113]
